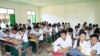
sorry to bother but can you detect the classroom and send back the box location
[0,0,100,56]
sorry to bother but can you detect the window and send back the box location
[0,8,15,27]
[27,11,36,24]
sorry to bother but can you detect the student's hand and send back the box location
[91,49,97,55]
[67,46,72,50]
[58,49,63,53]
[62,48,67,52]
[77,46,82,50]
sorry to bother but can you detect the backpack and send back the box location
[66,48,84,56]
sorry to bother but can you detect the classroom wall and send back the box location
[41,2,100,27]
[94,2,100,27]
[0,0,41,24]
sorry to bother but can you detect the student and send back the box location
[43,24,52,43]
[85,34,100,55]
[73,32,87,54]
[25,26,32,35]
[32,25,44,42]
[0,27,4,38]
[94,28,100,40]
[29,25,44,53]
[11,28,29,56]
[52,30,72,53]
[67,28,75,40]
[74,26,79,37]
[10,27,18,38]
[2,29,11,52]
[3,29,10,38]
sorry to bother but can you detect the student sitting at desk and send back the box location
[52,30,72,53]
[73,32,88,54]
[11,28,29,56]
[85,34,100,56]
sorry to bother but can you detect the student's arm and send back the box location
[73,40,77,48]
[62,38,72,51]
[96,44,100,54]
[53,38,60,46]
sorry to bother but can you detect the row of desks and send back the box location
[0,38,23,56]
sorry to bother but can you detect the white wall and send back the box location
[0,0,41,24]
[41,2,100,27]
[94,2,100,27]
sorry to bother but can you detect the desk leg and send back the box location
[18,47,21,56]
[1,45,5,56]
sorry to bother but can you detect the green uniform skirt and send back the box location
[10,42,29,56]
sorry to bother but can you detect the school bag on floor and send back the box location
[66,48,84,56]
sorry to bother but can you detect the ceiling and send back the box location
[6,0,100,7]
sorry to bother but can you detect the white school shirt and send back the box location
[73,40,88,54]
[15,33,28,42]
[25,30,34,35]
[43,27,49,34]
[0,29,4,38]
[10,33,16,38]
[3,33,15,38]
[53,36,72,48]
[33,29,44,40]
[73,40,88,48]
[49,27,52,36]
[85,41,100,55]
[74,28,79,37]
[67,32,76,39]
[43,27,52,36]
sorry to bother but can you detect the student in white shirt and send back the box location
[73,32,88,54]
[53,30,72,53]
[74,26,79,37]
[85,34,100,56]
[0,27,4,38]
[25,26,33,35]
[10,28,29,56]
[32,25,44,41]
[94,28,100,40]
[67,28,75,40]
[11,27,18,38]
[43,24,52,43]
[15,28,28,43]
[3,29,10,38]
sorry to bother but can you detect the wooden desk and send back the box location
[0,38,22,56]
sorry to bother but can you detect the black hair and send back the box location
[67,28,73,32]
[95,24,98,28]
[6,24,9,27]
[89,23,92,27]
[12,27,18,32]
[93,24,96,27]
[79,31,86,36]
[0,27,1,30]
[84,22,87,24]
[27,26,32,30]
[77,32,86,47]
[62,22,64,25]
[79,29,85,35]
[48,23,51,27]
[23,24,26,27]
[90,34,99,40]
[5,29,10,32]
[94,28,100,34]
[34,25,39,29]
[75,26,79,29]
[18,28,24,32]
[60,30,67,35]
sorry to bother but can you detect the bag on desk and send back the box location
[53,52,64,56]
[66,48,84,56]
